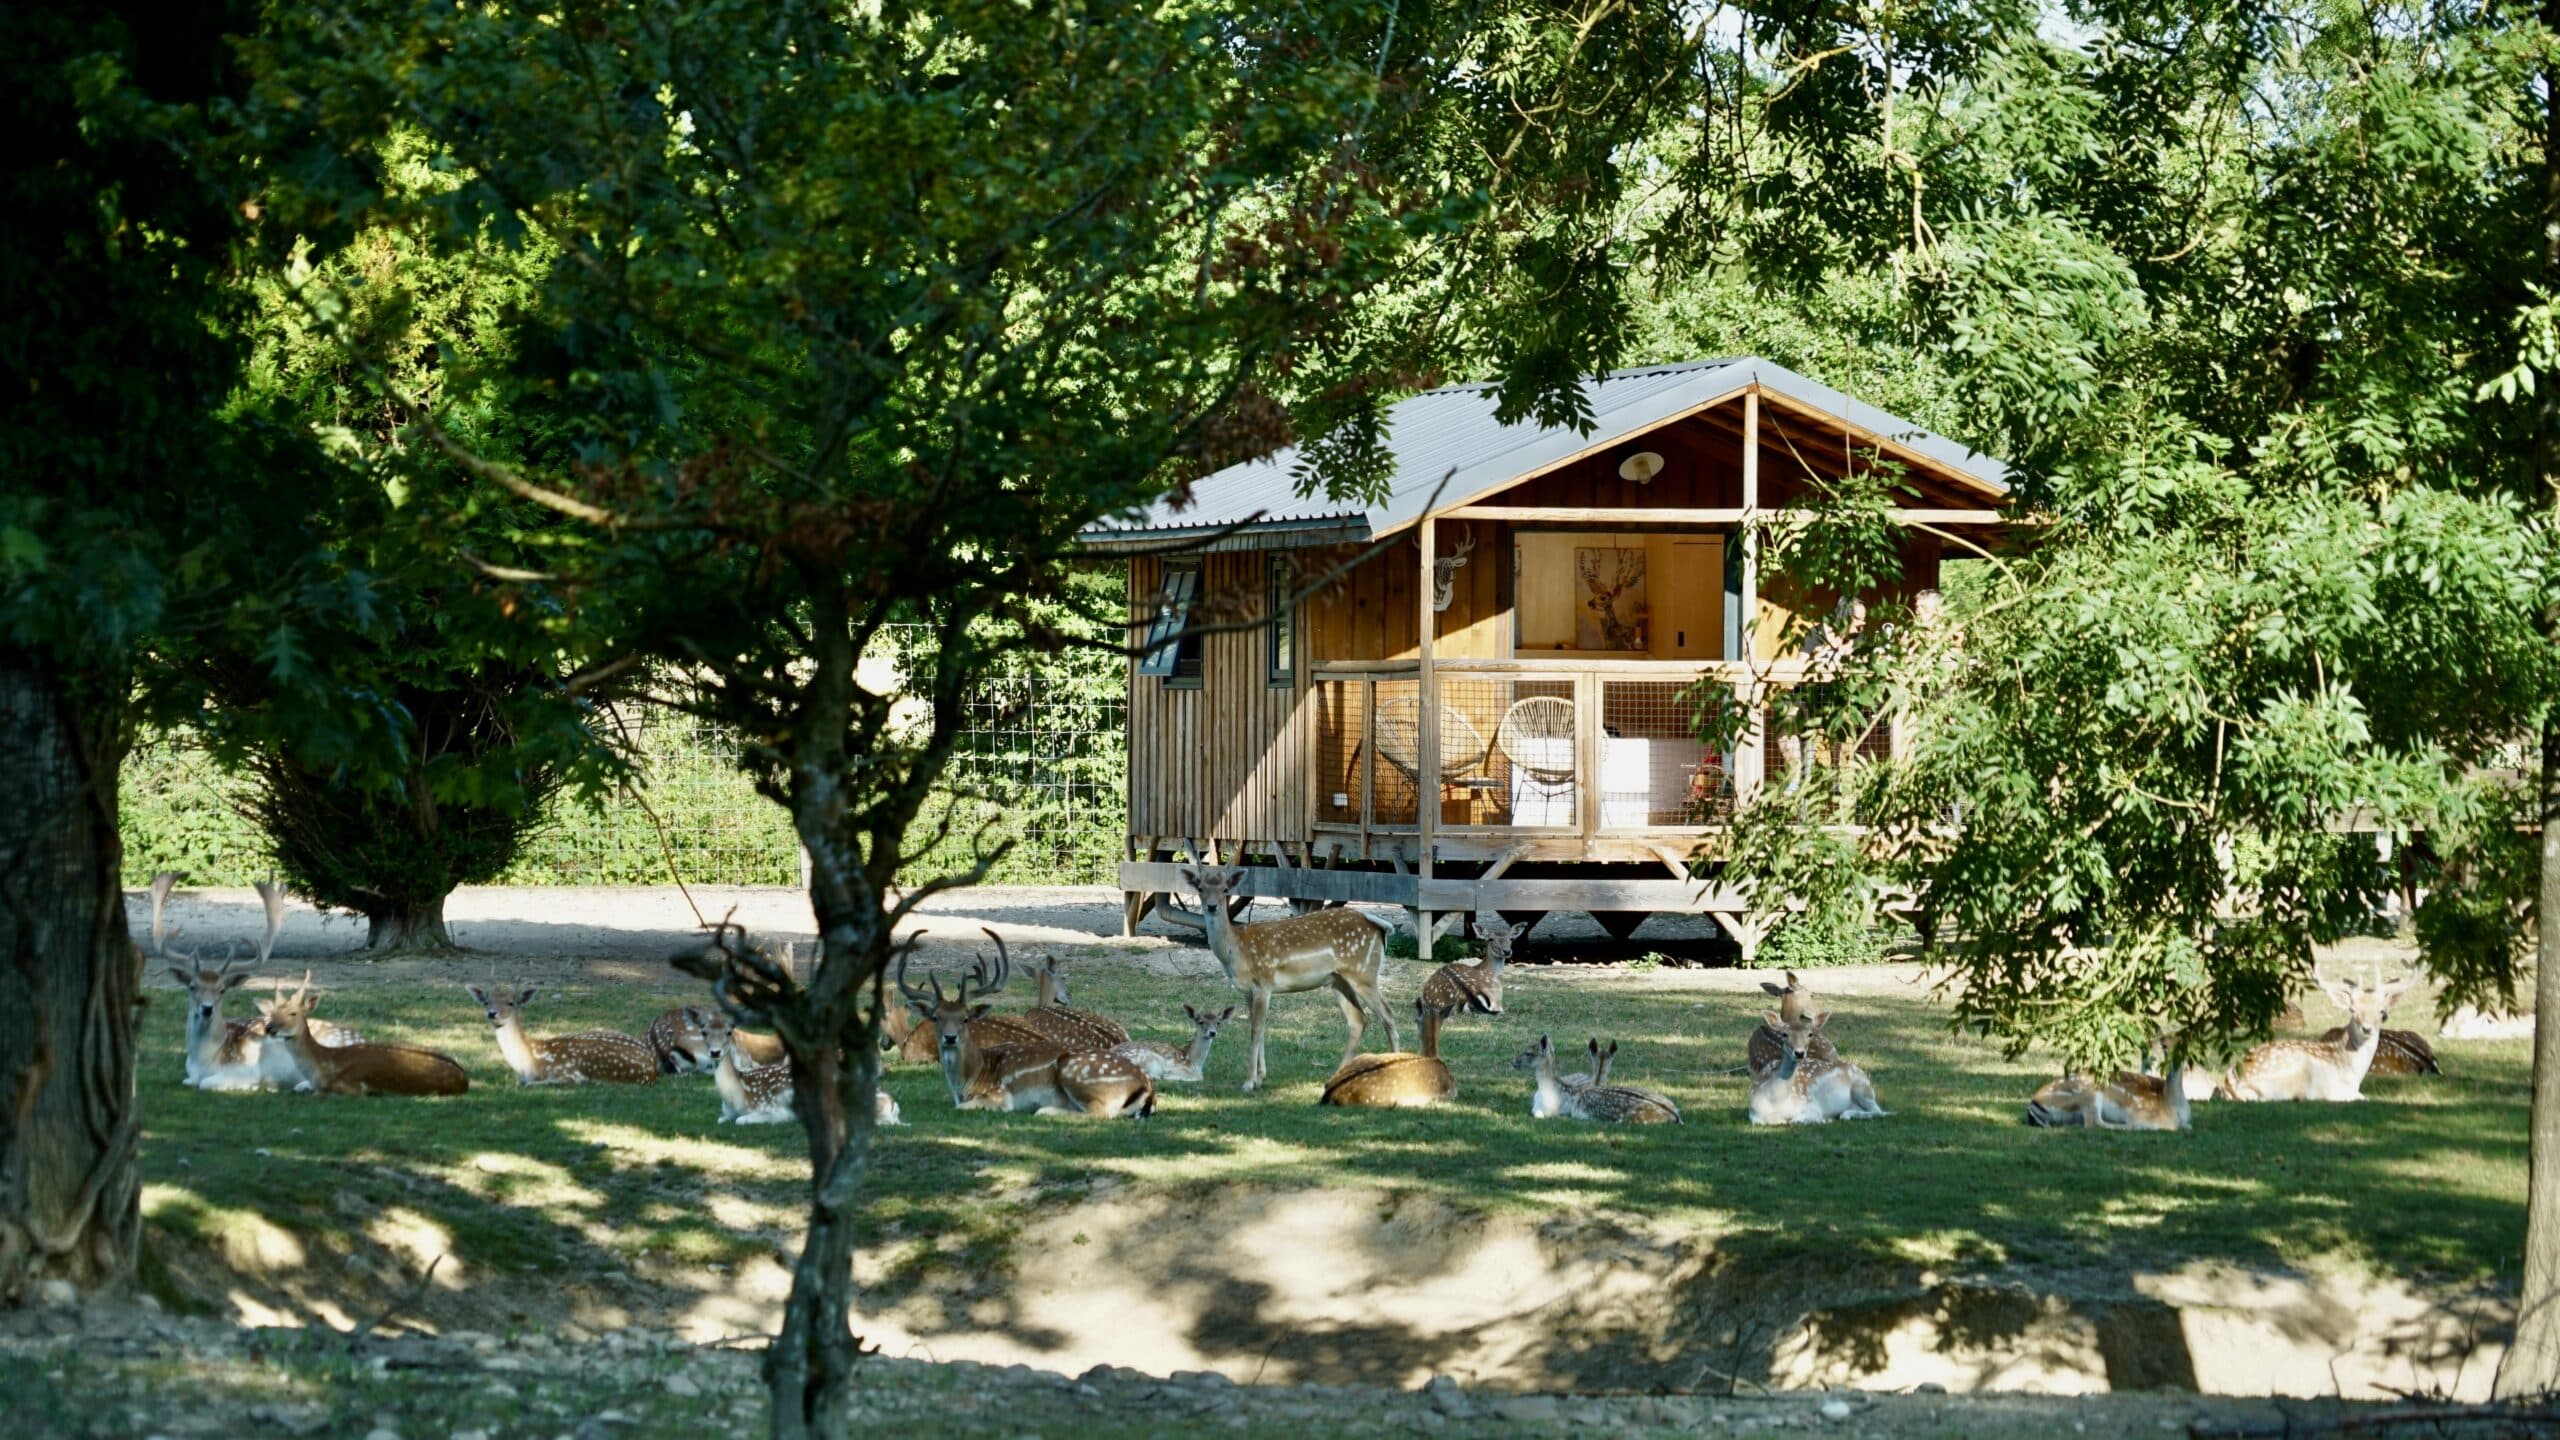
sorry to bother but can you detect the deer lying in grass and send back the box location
[260,975,468,1097]
[1010,953,1129,1051]
[646,1006,784,1073]
[2313,1024,2439,1076]
[164,880,357,1090]
[2439,1004,2536,1041]
[1186,864,1397,1092]
[1113,1005,1232,1083]
[2219,973,2411,1102]
[1318,998,1458,1108]
[467,983,657,1085]
[694,1012,901,1126]
[1746,971,1838,1079]
[1563,1038,1615,1098]
[1514,1034,1680,1123]
[904,953,1152,1116]
[1748,1009,1884,1125]
[2026,1060,2192,1131]
[1419,918,1525,1018]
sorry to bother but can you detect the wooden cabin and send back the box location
[1076,358,2013,954]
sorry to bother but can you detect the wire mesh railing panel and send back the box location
[1366,680,1421,826]
[1599,679,1721,827]
[1314,680,1366,825]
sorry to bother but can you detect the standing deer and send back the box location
[259,975,469,1097]
[1113,1005,1232,1083]
[1318,997,1458,1108]
[467,983,658,1085]
[2025,1063,2191,1131]
[2220,973,2412,1101]
[903,951,1153,1116]
[1420,918,1524,1018]
[1184,865,1397,1092]
[1746,971,1838,1079]
[1514,1034,1681,1123]
[1747,1009,1885,1125]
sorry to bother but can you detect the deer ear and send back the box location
[1760,981,1785,997]
[165,966,192,987]
[1219,1007,1235,1021]
[1809,1010,1831,1030]
[1605,1041,1619,1058]
[1785,970,1801,988]
[968,1004,991,1021]
[465,984,488,1005]
[1763,1011,1784,1030]
[515,988,536,1008]
[219,972,249,993]
[1178,867,1199,887]
[1183,1004,1199,1022]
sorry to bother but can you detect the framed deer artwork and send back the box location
[1574,546,1647,652]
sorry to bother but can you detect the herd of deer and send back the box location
[145,865,2485,1136]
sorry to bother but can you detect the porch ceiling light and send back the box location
[1618,450,1665,484]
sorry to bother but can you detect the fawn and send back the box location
[1114,1005,1233,1083]
[467,983,657,1085]
[1515,1034,1680,1123]
[2220,973,2412,1101]
[1747,1009,1884,1125]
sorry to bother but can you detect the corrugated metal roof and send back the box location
[1076,357,2008,550]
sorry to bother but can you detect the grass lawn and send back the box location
[135,946,2530,1337]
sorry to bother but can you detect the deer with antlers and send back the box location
[900,944,1153,1117]
[467,982,658,1085]
[1420,917,1524,1018]
[2220,972,2413,1102]
[1184,865,1397,1092]
[159,876,355,1090]
[259,974,469,1097]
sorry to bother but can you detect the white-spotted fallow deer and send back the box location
[2025,1062,2191,1131]
[1011,952,1129,1051]
[647,1006,786,1072]
[1514,1034,1681,1123]
[260,975,469,1097]
[696,1012,901,1126]
[1113,1005,1232,1083]
[1318,997,1458,1108]
[1420,918,1524,1018]
[1746,970,1839,1079]
[2439,1004,2535,1041]
[166,880,351,1090]
[466,983,657,1085]
[1184,865,1397,1092]
[904,952,1153,1116]
[2220,973,2412,1101]
[1748,1009,1885,1125]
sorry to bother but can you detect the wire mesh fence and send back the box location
[118,625,1129,890]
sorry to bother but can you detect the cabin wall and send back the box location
[1125,552,1310,850]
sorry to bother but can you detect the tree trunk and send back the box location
[766,1017,878,1440]
[2501,16,2560,1393]
[362,892,456,951]
[0,647,144,1306]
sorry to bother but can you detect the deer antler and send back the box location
[979,927,1012,998]
[894,948,944,1013]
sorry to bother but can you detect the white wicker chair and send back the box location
[1496,695,1577,789]
[1374,696,1495,790]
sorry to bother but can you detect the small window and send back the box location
[1139,562,1203,688]
[1268,558,1295,687]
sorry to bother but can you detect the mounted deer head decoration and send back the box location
[1424,523,1474,612]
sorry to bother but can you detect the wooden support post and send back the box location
[1360,681,1378,850]
[1734,387,1767,808]
[1575,671,1601,857]
[1417,513,1439,956]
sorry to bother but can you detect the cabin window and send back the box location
[1268,558,1294,687]
[1139,561,1203,688]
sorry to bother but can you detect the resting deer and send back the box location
[467,983,657,1085]
[1562,1038,1615,1099]
[1515,1034,1680,1123]
[1318,997,1457,1108]
[166,881,353,1090]
[1748,1009,1885,1125]
[695,1012,901,1126]
[1113,1005,1232,1083]
[1010,953,1128,1052]
[2315,1024,2439,1076]
[1185,864,1397,1092]
[2439,1004,2535,1041]
[1420,918,1525,1018]
[1746,971,1838,1079]
[646,1005,784,1073]
[2026,1062,2191,1131]
[2220,973,2412,1102]
[260,975,469,1097]
[904,952,1153,1116]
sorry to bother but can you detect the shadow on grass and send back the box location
[129,952,2529,1392]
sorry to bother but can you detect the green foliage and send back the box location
[1383,928,1477,964]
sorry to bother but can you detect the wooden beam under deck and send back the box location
[1115,862,1748,914]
